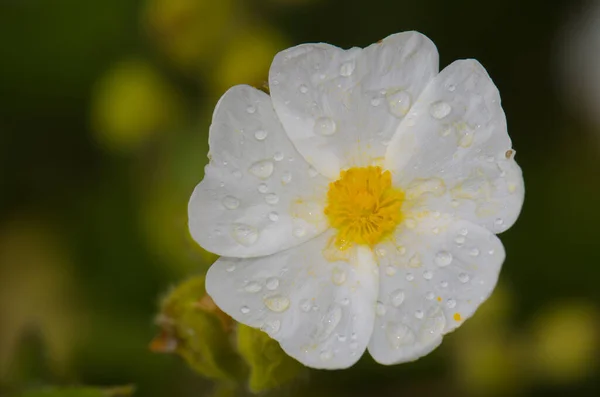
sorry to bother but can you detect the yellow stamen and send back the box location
[324,166,405,250]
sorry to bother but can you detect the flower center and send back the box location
[324,166,405,250]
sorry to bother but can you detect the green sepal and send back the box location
[236,325,303,394]
[155,276,245,382]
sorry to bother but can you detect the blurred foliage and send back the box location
[1,0,600,396]
[18,385,134,397]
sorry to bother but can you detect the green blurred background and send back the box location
[1,0,599,396]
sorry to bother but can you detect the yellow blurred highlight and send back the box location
[211,27,288,94]
[451,286,525,396]
[144,0,234,73]
[0,217,82,382]
[529,301,599,384]
[91,59,184,153]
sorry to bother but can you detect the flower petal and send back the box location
[368,214,505,364]
[269,32,439,178]
[189,85,330,258]
[385,60,524,233]
[206,231,378,369]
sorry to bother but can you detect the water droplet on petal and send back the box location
[264,295,290,312]
[221,195,240,210]
[455,235,466,245]
[308,166,319,177]
[268,211,279,222]
[376,301,387,316]
[390,289,405,307]
[258,183,268,193]
[254,129,268,140]
[273,151,284,161]
[386,322,416,349]
[495,218,504,226]
[244,281,262,293]
[423,270,433,280]
[458,273,470,283]
[425,291,435,300]
[435,251,453,267]
[406,273,414,281]
[232,170,242,179]
[469,248,480,257]
[371,97,381,107]
[299,84,309,94]
[385,266,396,276]
[266,277,280,290]
[240,306,250,314]
[293,227,306,237]
[299,299,312,312]
[232,224,259,246]
[249,160,274,179]
[281,171,292,184]
[340,61,355,76]
[265,193,279,205]
[314,304,343,342]
[415,310,424,319]
[226,264,236,272]
[387,90,412,117]
[429,101,452,119]
[319,349,333,361]
[314,117,337,136]
[332,267,347,285]
[447,299,457,309]
[260,319,281,335]
[246,105,256,114]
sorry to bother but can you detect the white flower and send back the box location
[188,31,524,369]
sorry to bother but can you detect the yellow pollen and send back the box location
[453,313,462,321]
[324,166,405,250]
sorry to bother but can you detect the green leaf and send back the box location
[237,325,303,394]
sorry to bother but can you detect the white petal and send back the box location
[206,231,378,369]
[189,85,330,258]
[385,60,524,233]
[269,32,439,178]
[368,214,504,364]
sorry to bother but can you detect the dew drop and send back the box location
[293,227,306,237]
[273,151,284,161]
[281,171,292,184]
[226,264,236,272]
[423,270,433,280]
[371,97,381,107]
[337,334,347,342]
[440,280,448,288]
[385,266,396,276]
[429,101,452,119]
[390,289,405,307]
[435,251,453,267]
[264,295,290,312]
[408,253,421,268]
[425,291,435,300]
[319,349,333,361]
[447,299,457,309]
[376,301,387,317]
[221,195,240,210]
[232,169,243,179]
[308,166,319,177]
[495,218,504,226]
[232,224,259,246]
[387,90,412,117]
[240,306,250,314]
[266,277,280,290]
[386,322,416,349]
[299,84,309,94]
[340,61,355,76]
[258,183,268,193]
[244,282,262,293]
[254,129,268,140]
[299,299,312,312]
[246,105,256,114]
[458,273,470,283]
[314,117,337,136]
[340,298,350,306]
[415,310,424,319]
[265,193,279,205]
[455,235,466,245]
[469,248,480,257]
[260,319,281,335]
[249,160,274,179]
[406,273,414,281]
[315,305,343,341]
[268,211,279,222]
[332,267,347,285]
